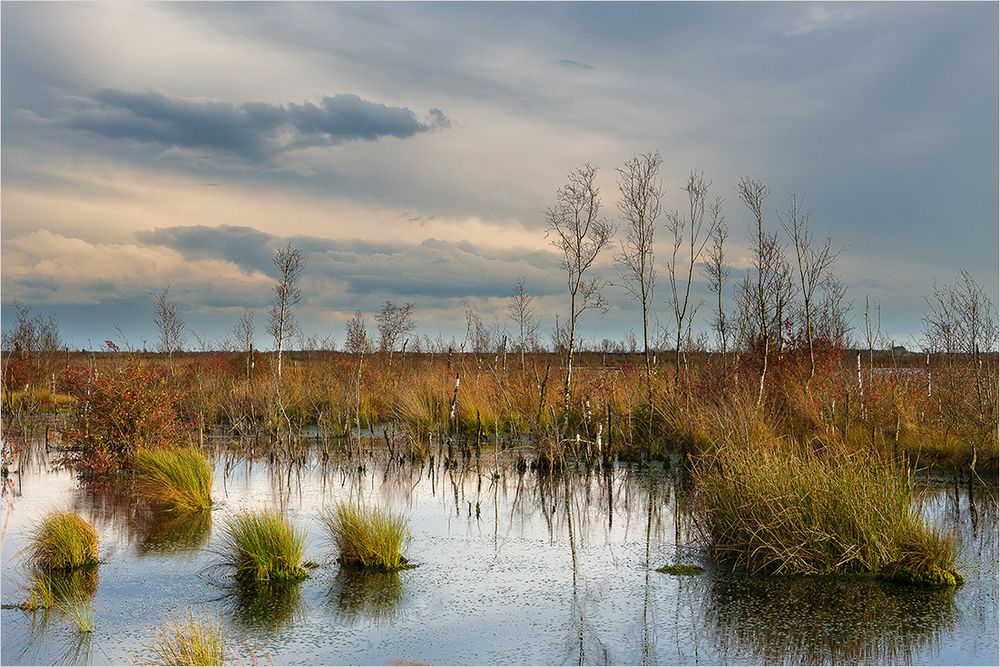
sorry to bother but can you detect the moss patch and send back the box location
[881,566,965,588]
[656,563,705,575]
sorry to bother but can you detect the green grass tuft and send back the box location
[693,442,961,586]
[321,501,412,571]
[25,511,99,570]
[61,598,94,633]
[134,447,213,511]
[147,609,226,666]
[217,510,308,582]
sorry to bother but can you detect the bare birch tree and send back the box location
[376,300,415,353]
[545,163,616,410]
[344,311,371,355]
[153,286,185,367]
[507,277,539,371]
[702,199,730,355]
[232,306,255,383]
[615,152,663,409]
[268,243,305,379]
[737,177,776,405]
[777,194,840,386]
[665,171,720,382]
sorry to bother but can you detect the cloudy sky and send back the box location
[2,1,997,351]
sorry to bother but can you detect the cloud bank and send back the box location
[48,90,450,161]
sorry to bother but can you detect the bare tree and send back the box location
[376,300,416,353]
[268,243,306,379]
[615,151,663,410]
[665,171,721,382]
[816,276,852,348]
[465,302,496,355]
[702,200,730,355]
[737,177,777,405]
[507,277,539,371]
[777,194,840,385]
[545,163,616,410]
[344,311,372,355]
[153,286,185,367]
[922,270,998,413]
[232,306,255,383]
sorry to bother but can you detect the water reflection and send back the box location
[74,480,211,556]
[12,567,99,665]
[135,510,211,555]
[329,568,405,626]
[219,579,304,635]
[2,437,996,666]
[705,574,959,664]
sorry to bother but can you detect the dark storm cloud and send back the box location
[137,225,563,302]
[54,90,450,161]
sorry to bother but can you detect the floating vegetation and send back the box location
[693,443,962,586]
[329,568,405,626]
[134,447,213,511]
[146,609,226,666]
[321,501,412,571]
[217,510,308,582]
[24,510,99,570]
[656,563,704,575]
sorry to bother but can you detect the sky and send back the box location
[1,1,997,352]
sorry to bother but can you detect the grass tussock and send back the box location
[321,502,411,571]
[218,510,308,582]
[134,447,213,511]
[147,610,226,666]
[693,441,962,585]
[25,511,99,570]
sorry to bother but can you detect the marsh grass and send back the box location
[134,447,213,511]
[321,501,411,571]
[217,510,308,582]
[25,510,99,570]
[693,441,962,585]
[60,597,94,633]
[147,610,226,666]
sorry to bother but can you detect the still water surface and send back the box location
[1,443,997,665]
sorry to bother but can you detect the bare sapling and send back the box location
[615,151,663,429]
[153,286,186,370]
[777,194,840,387]
[269,243,305,380]
[507,277,539,372]
[665,171,721,388]
[545,163,616,412]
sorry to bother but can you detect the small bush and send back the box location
[25,511,99,570]
[321,502,411,571]
[62,359,189,472]
[217,510,307,582]
[134,448,212,511]
[147,610,225,666]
